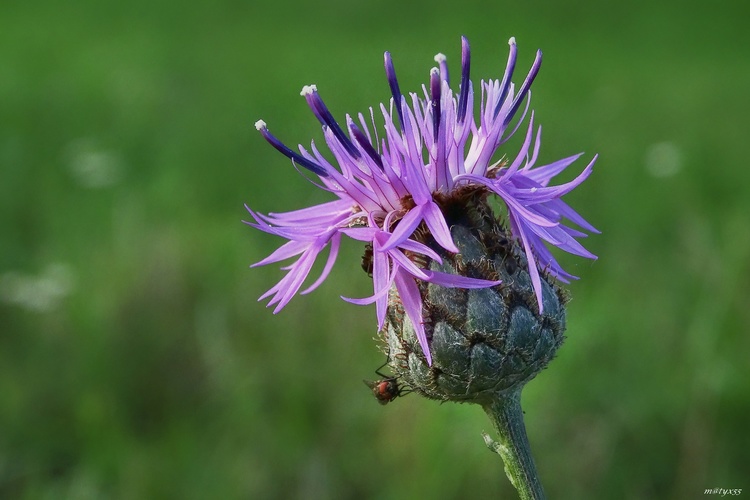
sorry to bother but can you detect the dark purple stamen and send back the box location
[350,123,384,170]
[303,87,361,159]
[457,36,471,123]
[256,121,328,177]
[436,54,449,85]
[384,52,404,131]
[504,50,542,127]
[493,38,518,119]
[430,68,441,139]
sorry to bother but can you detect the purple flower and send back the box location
[246,36,598,364]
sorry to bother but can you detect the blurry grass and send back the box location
[1,0,749,498]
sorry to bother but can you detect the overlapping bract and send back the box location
[246,37,598,364]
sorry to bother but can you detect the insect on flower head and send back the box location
[363,363,411,405]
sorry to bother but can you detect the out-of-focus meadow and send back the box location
[2,0,749,498]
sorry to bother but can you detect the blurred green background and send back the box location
[1,0,748,498]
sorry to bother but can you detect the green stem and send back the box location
[482,389,546,500]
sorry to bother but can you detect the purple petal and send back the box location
[340,274,392,306]
[340,226,379,242]
[455,174,557,227]
[509,213,544,314]
[394,238,443,263]
[252,239,308,267]
[499,113,535,180]
[300,232,342,294]
[552,199,601,234]
[381,205,424,251]
[372,248,395,329]
[393,270,431,365]
[389,249,430,280]
[523,153,584,185]
[423,270,500,288]
[422,201,459,253]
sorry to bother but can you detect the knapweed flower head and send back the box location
[246,36,598,366]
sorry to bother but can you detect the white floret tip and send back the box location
[434,53,447,63]
[300,84,318,96]
[254,120,267,130]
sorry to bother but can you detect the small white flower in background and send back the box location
[0,263,75,312]
[65,139,124,188]
[645,141,682,178]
